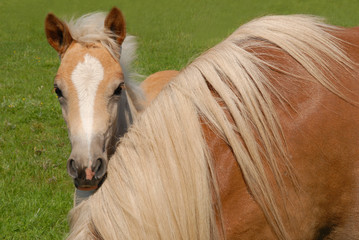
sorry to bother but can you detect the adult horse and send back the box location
[67,14,359,239]
[45,8,177,204]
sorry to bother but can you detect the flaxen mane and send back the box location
[68,15,352,239]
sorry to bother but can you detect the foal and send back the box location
[45,7,177,204]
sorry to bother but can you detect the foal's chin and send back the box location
[73,174,107,191]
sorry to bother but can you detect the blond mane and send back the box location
[68,15,352,240]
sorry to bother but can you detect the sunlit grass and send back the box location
[1,0,359,238]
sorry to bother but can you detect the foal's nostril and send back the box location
[92,158,107,179]
[67,159,78,178]
[92,158,102,173]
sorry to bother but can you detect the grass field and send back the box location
[1,0,359,239]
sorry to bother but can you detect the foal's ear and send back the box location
[104,7,126,46]
[45,13,73,55]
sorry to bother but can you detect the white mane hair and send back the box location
[67,15,352,240]
[66,12,145,115]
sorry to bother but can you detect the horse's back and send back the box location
[141,70,179,104]
[212,24,359,239]
[269,26,359,239]
[323,26,359,239]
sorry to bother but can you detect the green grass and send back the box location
[1,0,359,238]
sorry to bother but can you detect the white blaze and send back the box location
[71,54,104,163]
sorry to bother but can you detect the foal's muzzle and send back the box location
[67,157,108,189]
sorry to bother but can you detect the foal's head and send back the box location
[45,8,139,189]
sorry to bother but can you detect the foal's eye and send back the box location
[54,86,63,98]
[113,82,125,96]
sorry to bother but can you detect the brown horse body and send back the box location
[138,27,359,240]
[210,27,359,239]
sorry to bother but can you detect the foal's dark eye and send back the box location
[113,82,125,96]
[54,85,63,98]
